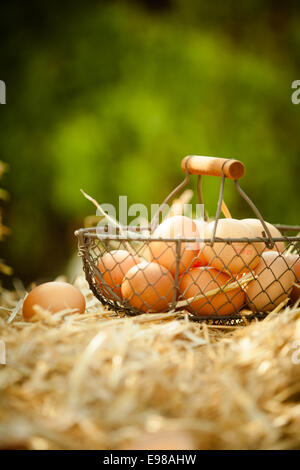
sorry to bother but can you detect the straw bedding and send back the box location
[0,276,300,450]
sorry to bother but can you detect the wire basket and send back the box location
[75,156,300,325]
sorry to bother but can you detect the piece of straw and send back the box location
[175,272,256,309]
[166,189,194,218]
[221,199,232,219]
[80,189,136,254]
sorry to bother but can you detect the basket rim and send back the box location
[75,226,300,243]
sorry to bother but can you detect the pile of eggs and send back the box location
[21,215,299,320]
[95,215,300,316]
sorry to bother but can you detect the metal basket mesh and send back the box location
[75,225,300,325]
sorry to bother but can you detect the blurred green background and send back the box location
[1,0,300,286]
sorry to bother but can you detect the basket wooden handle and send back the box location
[181,156,245,180]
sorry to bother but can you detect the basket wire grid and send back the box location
[75,156,300,326]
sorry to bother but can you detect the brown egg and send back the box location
[285,254,300,301]
[203,218,264,274]
[96,250,141,299]
[179,266,245,316]
[149,215,199,276]
[121,262,174,313]
[23,282,86,321]
[245,251,295,312]
[243,218,285,253]
[191,219,209,267]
